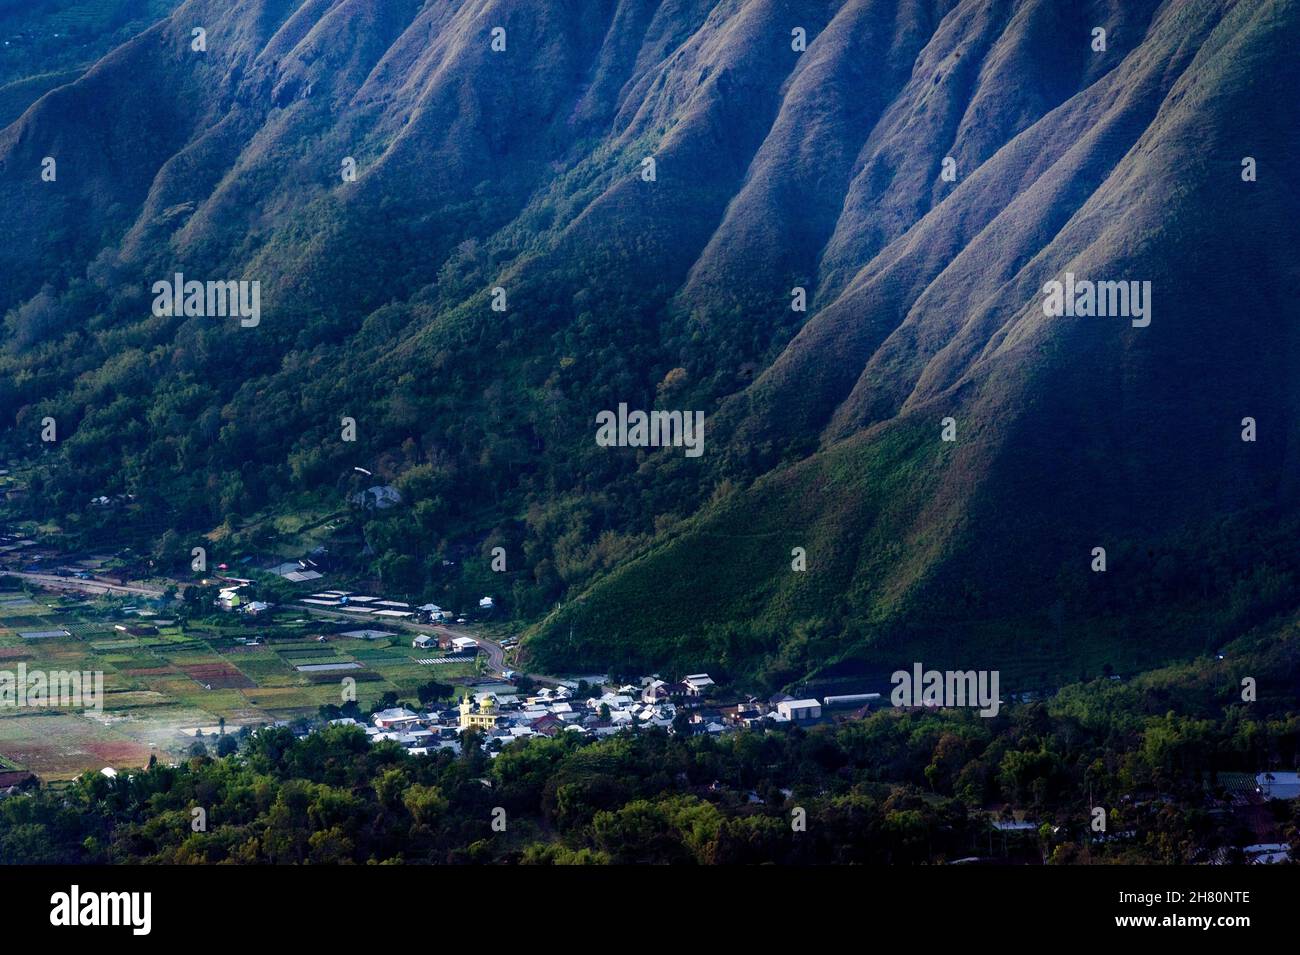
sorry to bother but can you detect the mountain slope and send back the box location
[527,0,1300,683]
[1,0,1296,688]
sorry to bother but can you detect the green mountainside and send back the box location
[1,0,1297,688]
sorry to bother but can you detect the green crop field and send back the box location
[0,591,466,779]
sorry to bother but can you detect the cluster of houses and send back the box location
[298,590,421,620]
[214,580,270,616]
[199,537,492,623]
[296,591,490,625]
[324,674,882,756]
[411,632,480,654]
[211,582,495,628]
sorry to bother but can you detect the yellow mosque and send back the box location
[459,693,499,731]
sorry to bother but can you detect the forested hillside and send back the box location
[1,0,1297,685]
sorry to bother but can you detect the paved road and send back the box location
[1,570,166,599]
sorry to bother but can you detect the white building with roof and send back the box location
[683,673,715,697]
[776,699,822,721]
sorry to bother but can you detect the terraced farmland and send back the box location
[0,586,478,780]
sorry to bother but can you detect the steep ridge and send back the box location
[712,0,1184,469]
[676,0,950,345]
[0,0,1295,688]
[527,0,1300,682]
[825,0,1232,440]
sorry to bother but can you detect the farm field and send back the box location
[0,587,477,780]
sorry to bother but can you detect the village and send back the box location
[342,669,863,757]
[0,525,881,767]
[201,577,885,752]
[0,524,1295,866]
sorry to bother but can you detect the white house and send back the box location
[776,699,822,721]
[479,596,495,610]
[412,634,435,649]
[451,636,479,653]
[642,679,670,704]
[418,603,450,622]
[216,587,243,610]
[683,673,715,697]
